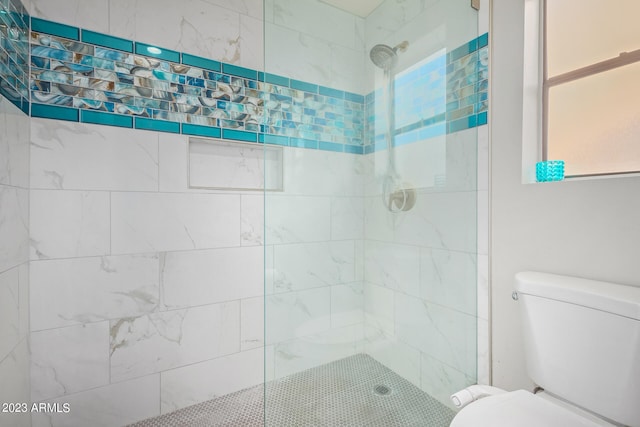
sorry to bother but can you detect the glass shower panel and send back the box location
[264,1,481,425]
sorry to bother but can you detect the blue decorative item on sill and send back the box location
[536,160,565,182]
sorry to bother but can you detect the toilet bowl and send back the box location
[450,272,640,427]
[450,390,616,427]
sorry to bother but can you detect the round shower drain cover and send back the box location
[373,385,392,396]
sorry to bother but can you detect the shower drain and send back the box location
[373,384,392,396]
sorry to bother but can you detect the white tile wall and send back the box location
[31,375,160,427]
[0,97,30,427]
[110,302,240,382]
[30,254,160,331]
[30,190,110,259]
[0,340,31,427]
[161,246,263,309]
[273,241,356,293]
[30,119,159,191]
[265,288,331,344]
[160,348,263,414]
[30,322,110,401]
[110,192,240,253]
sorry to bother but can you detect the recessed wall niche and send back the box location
[188,138,284,191]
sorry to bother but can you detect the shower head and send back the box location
[369,41,409,70]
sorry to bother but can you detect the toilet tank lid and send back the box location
[515,272,640,321]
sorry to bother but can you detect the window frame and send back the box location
[541,0,640,178]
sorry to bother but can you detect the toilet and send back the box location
[450,271,640,427]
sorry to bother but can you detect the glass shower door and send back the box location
[263,1,485,424]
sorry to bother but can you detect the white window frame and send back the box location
[522,0,640,182]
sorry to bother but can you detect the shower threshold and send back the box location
[128,353,455,426]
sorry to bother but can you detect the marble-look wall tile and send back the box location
[364,326,421,387]
[241,297,264,351]
[160,348,263,414]
[265,195,331,244]
[203,0,263,19]
[283,149,365,197]
[273,324,364,379]
[241,194,264,246]
[421,352,475,410]
[330,43,367,97]
[273,241,355,293]
[273,0,362,50]
[111,192,240,254]
[158,133,190,194]
[239,14,264,71]
[0,339,30,427]
[363,282,395,337]
[30,190,110,260]
[265,288,330,344]
[161,246,262,310]
[0,186,28,273]
[265,23,332,90]
[442,129,478,192]
[109,0,242,64]
[395,293,476,376]
[0,266,20,362]
[331,283,363,328]
[31,322,110,402]
[477,125,489,191]
[110,302,240,382]
[31,119,159,192]
[30,254,160,331]
[331,197,364,241]
[31,375,160,427]
[393,190,477,252]
[0,98,30,189]
[420,248,477,316]
[364,240,420,296]
[30,0,109,33]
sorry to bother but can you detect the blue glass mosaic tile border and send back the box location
[0,10,489,154]
[364,33,489,152]
[0,0,29,113]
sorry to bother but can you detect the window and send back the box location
[543,0,640,177]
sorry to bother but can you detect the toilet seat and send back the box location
[450,390,614,427]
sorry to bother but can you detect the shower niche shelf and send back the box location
[188,138,283,191]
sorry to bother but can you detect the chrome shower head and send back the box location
[369,41,409,70]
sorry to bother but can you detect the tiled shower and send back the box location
[0,0,489,426]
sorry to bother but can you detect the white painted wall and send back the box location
[491,0,640,391]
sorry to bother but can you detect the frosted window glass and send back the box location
[546,0,640,77]
[547,61,640,176]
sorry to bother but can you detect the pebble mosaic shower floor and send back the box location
[128,354,455,427]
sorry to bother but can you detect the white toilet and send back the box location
[450,271,640,427]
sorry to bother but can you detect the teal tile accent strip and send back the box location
[31,17,79,41]
[319,86,344,99]
[81,110,132,128]
[31,103,79,122]
[135,42,180,63]
[290,79,318,93]
[478,33,489,48]
[259,134,289,146]
[345,92,364,103]
[290,138,318,149]
[81,30,133,53]
[222,64,257,80]
[477,111,488,125]
[344,145,364,155]
[222,128,257,142]
[135,117,180,133]
[182,123,222,138]
[262,73,290,87]
[182,53,221,72]
[319,141,344,152]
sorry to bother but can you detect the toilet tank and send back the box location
[515,272,640,427]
